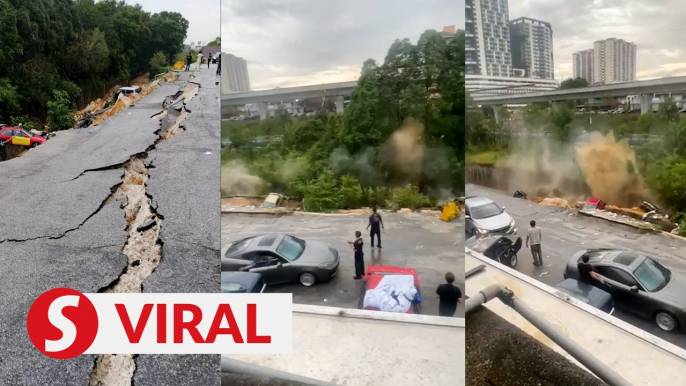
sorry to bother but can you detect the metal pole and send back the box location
[220,357,336,386]
[501,290,634,386]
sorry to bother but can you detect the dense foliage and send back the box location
[0,0,188,124]
[222,30,465,211]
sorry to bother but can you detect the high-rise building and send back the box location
[509,17,554,79]
[572,49,594,84]
[221,53,251,94]
[592,38,636,84]
[465,0,512,77]
[441,25,456,42]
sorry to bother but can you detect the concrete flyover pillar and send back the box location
[640,94,652,115]
[259,102,268,120]
[491,105,501,124]
[335,95,344,114]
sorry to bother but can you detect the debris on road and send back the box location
[137,218,157,232]
[440,201,459,222]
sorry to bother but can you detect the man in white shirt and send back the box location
[526,220,543,266]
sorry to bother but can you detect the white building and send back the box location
[220,53,251,94]
[509,17,554,80]
[593,38,637,84]
[572,49,594,84]
[466,0,513,77]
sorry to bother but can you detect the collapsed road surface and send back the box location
[221,212,465,317]
[0,68,220,385]
[466,184,686,348]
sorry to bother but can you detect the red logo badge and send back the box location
[26,288,98,359]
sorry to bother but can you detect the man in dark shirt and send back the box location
[350,231,365,280]
[578,255,605,285]
[185,53,193,71]
[436,272,462,317]
[366,207,384,249]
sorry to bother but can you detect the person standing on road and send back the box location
[366,207,384,249]
[436,272,462,317]
[350,231,365,280]
[185,52,193,71]
[216,54,221,75]
[526,220,543,266]
[207,55,211,69]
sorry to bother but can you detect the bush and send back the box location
[362,186,390,208]
[9,115,41,131]
[47,90,76,131]
[390,184,433,210]
[340,175,363,209]
[150,51,168,75]
[58,80,83,110]
[300,171,342,212]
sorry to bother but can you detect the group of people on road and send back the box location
[348,207,463,317]
[184,52,221,75]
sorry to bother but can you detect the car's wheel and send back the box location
[299,272,317,287]
[655,311,678,332]
[31,142,38,148]
[509,254,518,267]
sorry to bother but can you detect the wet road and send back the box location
[0,68,220,385]
[466,184,686,349]
[221,212,464,317]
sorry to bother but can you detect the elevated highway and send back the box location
[472,76,686,117]
[222,81,357,119]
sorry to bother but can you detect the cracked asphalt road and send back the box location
[0,68,220,385]
[221,212,464,318]
[466,184,686,349]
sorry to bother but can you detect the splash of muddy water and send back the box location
[496,131,651,207]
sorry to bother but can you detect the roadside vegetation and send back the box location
[0,0,189,130]
[221,30,464,212]
[466,95,686,234]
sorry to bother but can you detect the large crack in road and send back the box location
[88,79,200,386]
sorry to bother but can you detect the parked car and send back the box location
[555,278,614,314]
[464,196,517,237]
[564,248,686,332]
[465,234,521,268]
[114,86,142,100]
[221,234,339,287]
[221,272,266,293]
[358,266,421,314]
[0,127,46,148]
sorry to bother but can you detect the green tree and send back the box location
[148,11,189,65]
[559,77,589,90]
[659,97,680,122]
[47,90,76,131]
[149,51,168,75]
[548,104,574,143]
[208,36,221,46]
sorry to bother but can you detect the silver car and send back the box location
[221,234,340,287]
[464,196,516,237]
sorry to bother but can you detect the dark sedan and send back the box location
[221,234,340,287]
[221,272,266,293]
[555,278,614,314]
[564,249,686,332]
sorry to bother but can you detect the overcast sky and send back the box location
[222,0,463,90]
[132,0,220,45]
[510,0,686,80]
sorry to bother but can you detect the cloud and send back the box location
[509,0,686,80]
[222,0,462,88]
[132,0,221,44]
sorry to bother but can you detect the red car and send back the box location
[0,127,46,148]
[358,265,422,314]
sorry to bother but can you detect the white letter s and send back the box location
[45,295,79,352]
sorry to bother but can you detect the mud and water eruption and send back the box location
[497,131,652,208]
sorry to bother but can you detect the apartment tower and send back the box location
[509,17,554,79]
